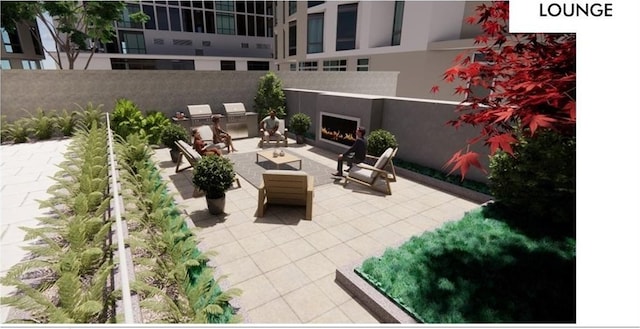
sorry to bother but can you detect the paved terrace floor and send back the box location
[1,136,480,324]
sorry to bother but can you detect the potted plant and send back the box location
[160,123,189,163]
[289,113,311,144]
[192,155,236,215]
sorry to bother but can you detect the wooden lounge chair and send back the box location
[343,147,396,195]
[257,170,314,220]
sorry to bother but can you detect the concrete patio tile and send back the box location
[0,192,27,209]
[21,190,51,207]
[283,283,336,323]
[309,306,352,324]
[217,256,261,286]
[314,273,353,305]
[330,206,362,221]
[0,207,49,225]
[246,297,301,323]
[0,220,40,246]
[325,222,362,242]
[264,262,311,295]
[278,238,317,262]
[196,226,236,248]
[303,230,342,251]
[207,240,248,265]
[383,203,417,220]
[287,219,323,237]
[350,201,384,216]
[321,243,362,269]
[386,220,424,240]
[250,246,291,272]
[367,226,406,246]
[404,213,445,233]
[349,216,384,234]
[234,274,280,311]
[294,252,336,281]
[237,232,275,255]
[312,212,346,229]
[227,221,263,240]
[345,234,386,258]
[370,210,403,227]
[339,298,380,323]
[263,225,300,245]
[0,243,30,272]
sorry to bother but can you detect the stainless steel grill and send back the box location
[222,103,250,139]
[187,104,214,126]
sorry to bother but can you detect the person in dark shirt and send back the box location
[332,126,367,177]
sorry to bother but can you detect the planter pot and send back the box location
[206,194,226,215]
[295,134,305,144]
[170,148,181,163]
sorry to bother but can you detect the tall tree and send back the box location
[1,1,147,70]
[433,1,576,179]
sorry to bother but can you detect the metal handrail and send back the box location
[105,113,134,323]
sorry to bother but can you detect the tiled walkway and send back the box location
[0,137,480,324]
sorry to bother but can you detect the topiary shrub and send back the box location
[489,129,575,238]
[160,123,189,151]
[367,129,398,156]
[289,113,311,136]
[254,71,286,119]
[192,155,236,199]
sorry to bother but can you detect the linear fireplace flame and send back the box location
[319,112,360,147]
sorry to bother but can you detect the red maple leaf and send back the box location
[487,133,517,155]
[430,85,440,94]
[525,114,557,134]
[444,150,486,180]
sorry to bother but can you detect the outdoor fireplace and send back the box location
[319,112,360,147]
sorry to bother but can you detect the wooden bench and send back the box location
[174,140,240,197]
[257,170,313,220]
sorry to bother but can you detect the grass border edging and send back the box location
[335,264,416,324]
[394,166,492,204]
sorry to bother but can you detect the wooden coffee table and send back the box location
[256,150,302,170]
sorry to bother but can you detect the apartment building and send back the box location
[1,20,45,70]
[273,1,487,100]
[75,0,276,70]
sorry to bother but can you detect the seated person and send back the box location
[192,129,222,157]
[332,126,367,177]
[260,110,284,145]
[210,114,237,153]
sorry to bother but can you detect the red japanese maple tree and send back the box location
[435,1,576,179]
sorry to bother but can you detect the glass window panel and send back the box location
[205,11,215,33]
[256,16,265,37]
[307,13,323,54]
[216,13,235,34]
[182,8,193,32]
[336,3,357,51]
[194,10,204,32]
[237,14,247,35]
[288,21,296,56]
[289,1,296,15]
[142,5,156,29]
[256,1,264,14]
[169,7,182,31]
[392,1,404,46]
[236,1,246,12]
[221,60,236,70]
[192,1,202,8]
[156,6,169,30]
[247,15,255,36]
[247,61,270,71]
[215,1,233,11]
[118,3,143,29]
[267,17,273,37]
[307,1,324,8]
[1,59,12,70]
[204,1,214,9]
[247,1,255,13]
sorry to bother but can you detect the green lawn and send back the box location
[357,204,576,323]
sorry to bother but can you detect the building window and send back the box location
[267,17,273,37]
[215,1,234,12]
[205,11,215,33]
[307,1,324,8]
[247,15,255,36]
[336,3,357,51]
[193,10,204,32]
[2,28,22,53]
[169,7,182,31]
[142,5,156,29]
[274,34,278,59]
[323,59,346,71]
[391,1,404,46]
[119,31,146,54]
[236,1,245,12]
[1,60,11,70]
[221,60,236,70]
[111,58,195,70]
[216,13,235,34]
[237,14,247,35]
[289,1,297,16]
[257,16,265,37]
[182,8,193,32]
[466,52,493,100]
[118,3,143,29]
[29,26,43,56]
[307,13,323,54]
[248,61,270,71]
[288,21,296,56]
[21,60,39,69]
[290,63,296,71]
[357,58,369,71]
[156,6,169,30]
[298,61,318,71]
